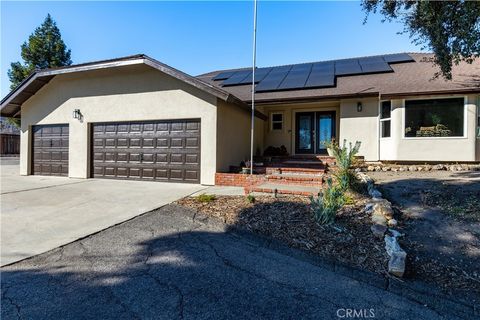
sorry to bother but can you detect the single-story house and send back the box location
[1,53,479,185]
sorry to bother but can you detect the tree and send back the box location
[361,0,480,80]
[8,14,72,90]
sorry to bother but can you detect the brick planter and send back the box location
[215,173,265,187]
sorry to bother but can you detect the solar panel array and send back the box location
[212,53,414,92]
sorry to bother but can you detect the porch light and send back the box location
[72,109,82,120]
[357,102,363,112]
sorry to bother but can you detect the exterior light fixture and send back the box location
[72,109,82,120]
[357,102,363,112]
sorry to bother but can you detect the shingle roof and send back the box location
[197,53,480,104]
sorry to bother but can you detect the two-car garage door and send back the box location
[91,119,201,183]
[31,119,201,183]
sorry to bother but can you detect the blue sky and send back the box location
[1,1,424,98]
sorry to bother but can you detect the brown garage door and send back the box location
[32,124,69,176]
[91,119,200,183]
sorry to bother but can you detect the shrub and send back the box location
[195,194,216,203]
[326,139,361,191]
[310,179,345,224]
[246,194,256,204]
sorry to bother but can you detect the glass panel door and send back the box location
[295,112,314,154]
[316,112,335,152]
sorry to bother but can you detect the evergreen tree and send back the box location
[8,14,72,90]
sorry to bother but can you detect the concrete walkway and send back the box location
[1,204,453,320]
[0,160,206,266]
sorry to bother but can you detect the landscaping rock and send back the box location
[370,189,382,199]
[371,212,387,225]
[389,229,403,238]
[373,202,394,219]
[364,203,374,213]
[387,218,398,227]
[408,166,416,172]
[385,235,407,277]
[367,165,374,172]
[398,167,406,172]
[388,251,407,277]
[371,224,387,238]
[432,164,445,170]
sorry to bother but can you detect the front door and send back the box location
[295,111,336,154]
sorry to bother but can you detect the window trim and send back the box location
[270,112,284,132]
[379,100,391,139]
[401,96,468,140]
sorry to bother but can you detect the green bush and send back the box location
[326,139,361,191]
[310,179,345,224]
[195,194,216,203]
[246,194,256,204]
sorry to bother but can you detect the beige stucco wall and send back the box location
[339,98,379,161]
[20,64,218,185]
[216,100,265,172]
[261,102,340,155]
[380,95,478,162]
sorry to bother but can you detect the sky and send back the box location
[1,1,424,98]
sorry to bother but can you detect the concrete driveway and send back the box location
[0,158,206,266]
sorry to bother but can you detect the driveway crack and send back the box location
[192,234,343,308]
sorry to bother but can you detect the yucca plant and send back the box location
[310,178,345,224]
[327,139,361,191]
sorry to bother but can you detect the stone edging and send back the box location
[357,172,407,278]
[359,163,480,172]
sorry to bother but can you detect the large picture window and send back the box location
[404,98,464,138]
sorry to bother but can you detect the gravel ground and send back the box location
[1,204,453,320]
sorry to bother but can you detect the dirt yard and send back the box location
[369,170,480,302]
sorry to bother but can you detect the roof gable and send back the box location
[0,54,246,118]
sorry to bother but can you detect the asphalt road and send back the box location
[1,204,457,320]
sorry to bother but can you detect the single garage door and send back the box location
[32,124,69,176]
[92,119,200,183]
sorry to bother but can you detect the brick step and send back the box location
[245,182,321,196]
[266,174,323,186]
[266,167,325,176]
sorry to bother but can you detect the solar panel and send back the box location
[255,66,292,92]
[334,60,362,75]
[215,53,415,92]
[304,70,335,88]
[238,67,273,84]
[358,56,384,64]
[277,66,313,90]
[359,61,392,73]
[312,62,334,73]
[212,71,236,81]
[221,70,252,86]
[382,53,414,64]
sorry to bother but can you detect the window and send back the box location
[404,98,464,138]
[477,103,480,138]
[380,101,391,138]
[271,113,283,131]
